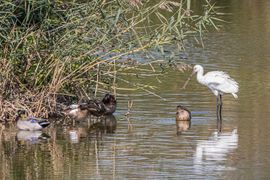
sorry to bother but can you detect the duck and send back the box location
[63,104,90,120]
[15,110,50,131]
[64,93,117,119]
[176,105,191,121]
[176,105,191,135]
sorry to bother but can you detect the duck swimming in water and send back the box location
[176,105,191,121]
[176,105,191,135]
[64,93,117,119]
[15,110,50,131]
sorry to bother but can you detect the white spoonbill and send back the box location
[193,65,239,120]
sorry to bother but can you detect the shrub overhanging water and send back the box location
[0,0,221,121]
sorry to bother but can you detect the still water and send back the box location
[1,0,270,179]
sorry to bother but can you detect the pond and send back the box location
[1,0,270,179]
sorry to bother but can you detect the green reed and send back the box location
[0,0,221,120]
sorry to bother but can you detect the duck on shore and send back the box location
[64,93,117,119]
[15,110,50,131]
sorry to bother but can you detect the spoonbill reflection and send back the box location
[193,65,239,120]
[194,129,238,165]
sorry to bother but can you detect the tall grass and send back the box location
[0,0,221,121]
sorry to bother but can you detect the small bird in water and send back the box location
[15,110,50,131]
[176,105,191,121]
[64,93,117,119]
[192,65,239,120]
[176,105,191,135]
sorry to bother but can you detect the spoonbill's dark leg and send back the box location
[217,94,223,132]
[216,95,220,120]
[217,115,222,132]
[219,94,223,121]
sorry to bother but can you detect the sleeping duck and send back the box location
[64,93,117,119]
[15,110,50,131]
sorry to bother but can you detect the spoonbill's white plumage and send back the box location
[193,65,239,120]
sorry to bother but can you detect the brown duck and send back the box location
[176,105,191,135]
[176,105,191,121]
[64,94,117,118]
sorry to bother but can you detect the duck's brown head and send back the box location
[102,94,116,105]
[176,105,191,121]
[102,94,117,114]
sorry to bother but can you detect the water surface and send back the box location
[1,0,270,179]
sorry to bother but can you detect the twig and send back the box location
[182,72,194,89]
[94,64,100,97]
[125,100,133,116]
[125,100,134,131]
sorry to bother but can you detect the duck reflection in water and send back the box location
[176,105,191,135]
[89,115,117,135]
[16,131,50,144]
[67,115,117,143]
[68,127,88,143]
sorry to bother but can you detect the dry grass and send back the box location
[0,0,221,122]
